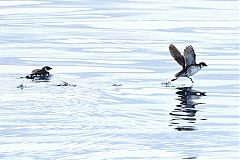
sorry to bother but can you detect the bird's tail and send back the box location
[175,69,185,77]
[171,77,179,81]
[172,70,184,81]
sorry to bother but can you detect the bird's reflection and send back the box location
[169,86,206,131]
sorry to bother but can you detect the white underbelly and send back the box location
[186,66,201,76]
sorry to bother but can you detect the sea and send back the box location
[0,0,239,159]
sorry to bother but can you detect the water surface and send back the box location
[0,0,239,159]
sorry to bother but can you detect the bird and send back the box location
[24,66,52,79]
[31,66,52,76]
[169,44,207,83]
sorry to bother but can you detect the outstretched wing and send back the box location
[184,45,196,67]
[169,44,185,68]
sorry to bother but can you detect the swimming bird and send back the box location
[24,66,52,79]
[31,66,52,76]
[169,44,207,83]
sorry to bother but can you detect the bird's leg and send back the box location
[186,76,194,83]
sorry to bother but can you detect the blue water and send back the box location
[0,0,239,159]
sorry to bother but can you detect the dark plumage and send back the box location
[31,66,52,76]
[169,44,207,83]
[169,44,185,68]
[25,66,52,79]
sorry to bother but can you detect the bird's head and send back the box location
[42,66,52,71]
[199,62,207,67]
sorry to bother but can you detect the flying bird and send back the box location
[169,44,207,83]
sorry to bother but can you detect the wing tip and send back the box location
[169,43,175,49]
[184,45,194,52]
